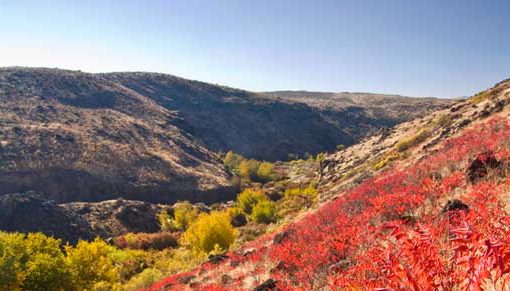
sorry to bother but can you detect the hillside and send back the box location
[0,67,450,203]
[146,78,510,290]
[0,68,233,203]
[266,91,451,141]
[105,74,451,161]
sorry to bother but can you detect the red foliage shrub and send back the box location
[146,116,510,290]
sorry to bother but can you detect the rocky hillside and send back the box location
[0,192,170,243]
[146,78,510,290]
[0,67,450,203]
[106,74,451,161]
[0,68,234,203]
[0,192,94,244]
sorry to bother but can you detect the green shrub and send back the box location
[223,151,244,173]
[183,211,237,254]
[284,183,318,201]
[237,188,268,214]
[372,152,401,170]
[471,91,489,104]
[23,253,71,291]
[109,249,150,282]
[171,201,198,231]
[435,113,453,128]
[251,201,277,224]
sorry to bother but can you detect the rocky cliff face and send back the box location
[0,192,94,244]
[62,198,166,239]
[0,192,171,243]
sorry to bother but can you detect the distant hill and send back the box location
[0,67,451,203]
[265,91,452,141]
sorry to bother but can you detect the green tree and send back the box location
[23,253,71,291]
[156,209,173,231]
[0,232,26,290]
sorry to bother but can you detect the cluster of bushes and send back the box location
[157,202,238,255]
[0,230,211,291]
[278,183,318,217]
[0,233,121,291]
[237,188,277,224]
[157,202,198,232]
[114,232,178,251]
[223,151,276,183]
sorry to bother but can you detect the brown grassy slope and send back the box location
[318,78,510,201]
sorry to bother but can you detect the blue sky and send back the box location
[0,0,509,97]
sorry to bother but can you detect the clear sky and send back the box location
[0,0,509,97]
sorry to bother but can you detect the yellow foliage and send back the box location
[171,201,198,231]
[471,91,489,104]
[156,209,173,231]
[372,152,401,170]
[257,161,275,182]
[238,159,261,180]
[278,183,319,217]
[223,151,244,173]
[0,232,71,291]
[65,238,120,290]
[284,183,318,201]
[237,188,268,214]
[396,129,431,152]
[122,268,163,291]
[183,211,237,254]
[251,201,277,224]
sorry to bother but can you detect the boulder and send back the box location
[467,151,501,183]
[442,199,469,213]
[253,279,279,291]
